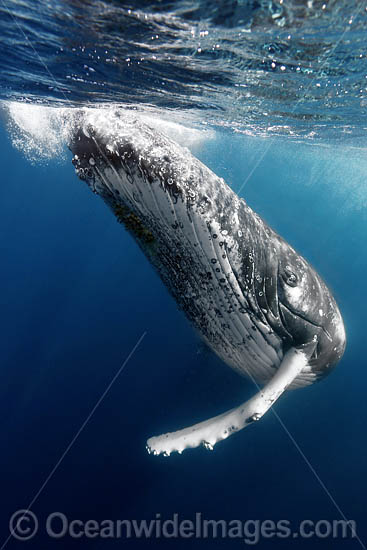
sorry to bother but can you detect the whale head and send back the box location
[276,245,346,379]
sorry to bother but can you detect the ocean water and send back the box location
[0,1,367,549]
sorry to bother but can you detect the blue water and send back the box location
[0,1,367,549]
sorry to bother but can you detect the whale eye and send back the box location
[281,265,298,287]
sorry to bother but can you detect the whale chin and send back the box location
[309,312,346,378]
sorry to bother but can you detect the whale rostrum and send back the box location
[70,109,346,456]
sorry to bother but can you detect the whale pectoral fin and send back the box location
[146,345,314,456]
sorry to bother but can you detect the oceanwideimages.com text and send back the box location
[9,510,357,545]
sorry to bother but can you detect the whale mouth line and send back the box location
[279,300,332,342]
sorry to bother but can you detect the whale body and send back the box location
[70,109,346,456]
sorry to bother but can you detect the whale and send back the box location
[69,109,346,456]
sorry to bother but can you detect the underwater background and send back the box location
[0,1,367,548]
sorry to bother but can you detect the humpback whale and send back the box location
[70,109,346,456]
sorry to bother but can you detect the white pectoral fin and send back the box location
[146,346,311,456]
